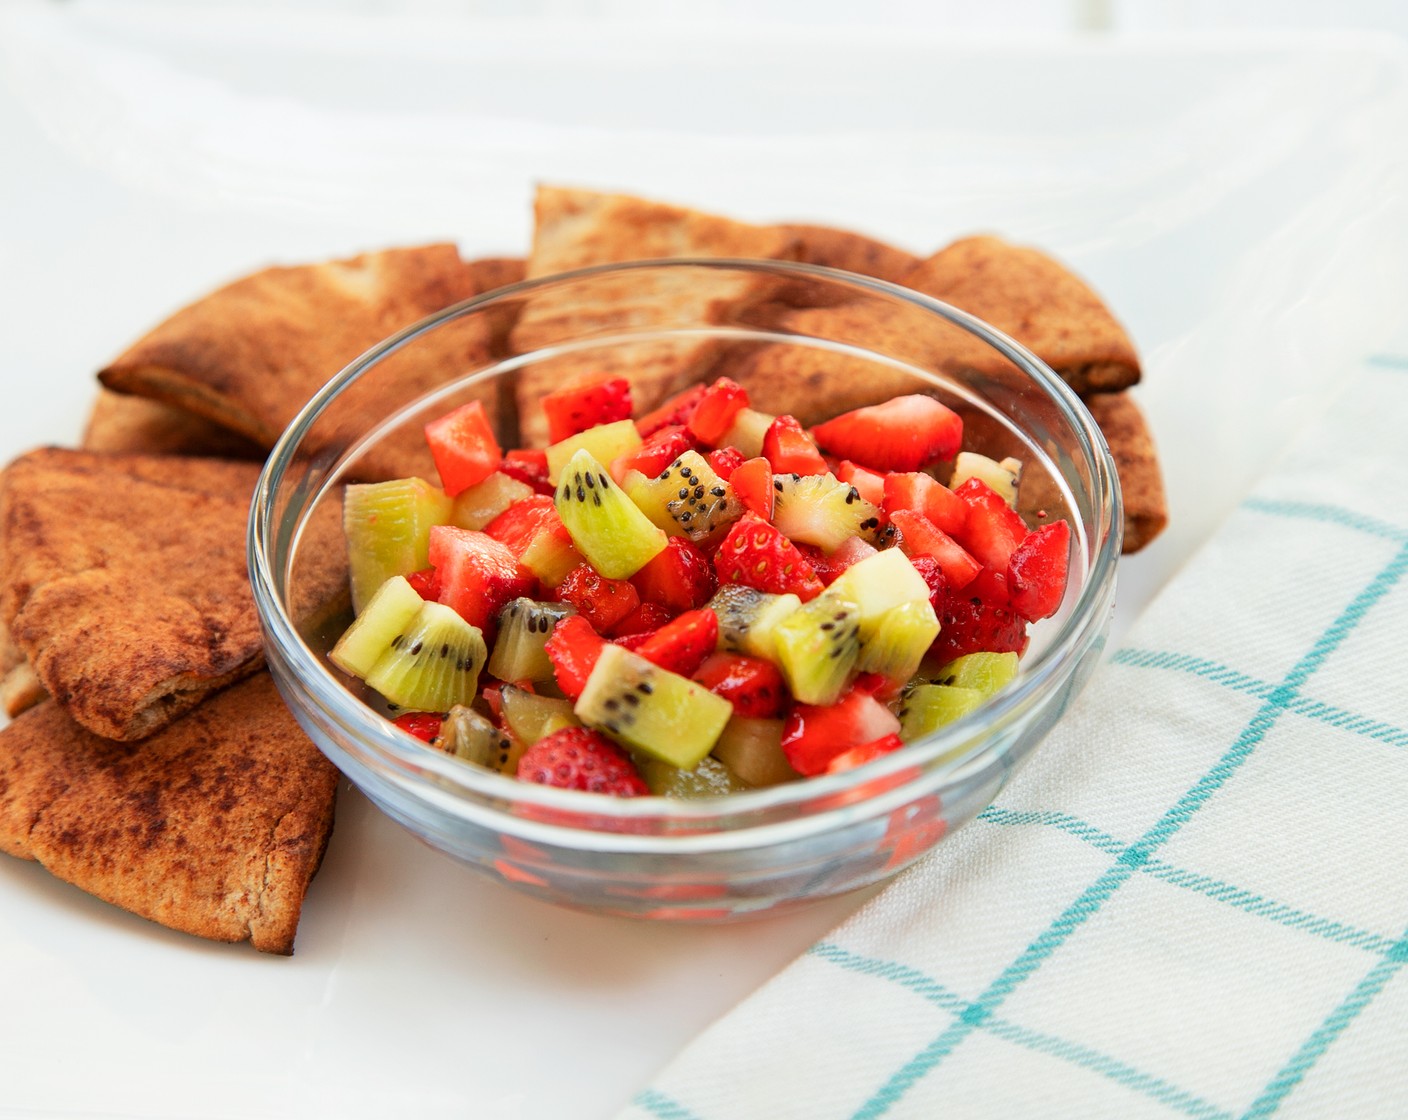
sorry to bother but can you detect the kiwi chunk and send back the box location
[708,585,802,662]
[364,601,488,713]
[635,753,751,798]
[897,683,985,741]
[575,643,732,770]
[930,651,1021,697]
[856,598,941,683]
[626,451,744,546]
[432,704,520,772]
[711,716,801,787]
[498,684,580,745]
[330,574,426,680]
[772,593,862,706]
[545,419,642,484]
[343,477,453,613]
[554,448,668,579]
[950,452,1022,507]
[449,472,534,530]
[771,473,888,553]
[486,598,575,683]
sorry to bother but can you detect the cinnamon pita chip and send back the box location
[97,244,495,481]
[82,389,265,460]
[509,186,799,445]
[1084,391,1168,552]
[781,223,921,289]
[0,672,339,955]
[0,448,347,741]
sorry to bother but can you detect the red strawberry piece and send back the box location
[428,525,536,631]
[423,400,503,496]
[810,394,963,473]
[761,415,829,476]
[781,686,903,776]
[485,494,557,554]
[612,424,696,480]
[393,711,444,742]
[517,726,649,797]
[825,732,905,774]
[692,651,788,718]
[636,383,707,437]
[541,374,633,444]
[686,377,750,445]
[906,554,951,615]
[952,477,1029,570]
[543,614,606,700]
[404,566,442,601]
[889,508,981,590]
[608,600,674,640]
[714,515,825,601]
[883,471,967,535]
[556,562,641,633]
[1007,519,1071,621]
[928,576,1029,666]
[630,536,717,614]
[480,683,504,721]
[728,456,774,519]
[834,460,887,506]
[500,448,554,495]
[632,608,719,677]
[706,445,747,480]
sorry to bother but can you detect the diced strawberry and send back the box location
[393,711,444,742]
[693,651,788,718]
[728,456,774,519]
[424,400,502,497]
[632,608,718,677]
[810,394,963,473]
[825,733,905,774]
[480,683,504,722]
[781,686,903,777]
[706,445,747,480]
[630,536,717,615]
[611,424,696,481]
[485,495,557,554]
[906,554,951,615]
[541,374,633,444]
[500,448,554,495]
[1007,519,1071,622]
[952,477,1028,570]
[686,377,750,445]
[761,415,829,476]
[636,383,707,437]
[714,515,825,601]
[556,563,641,632]
[796,537,879,587]
[608,600,674,640]
[883,471,967,535]
[543,615,606,701]
[928,576,1029,665]
[428,525,536,631]
[404,566,442,601]
[889,508,981,590]
[517,726,649,797]
[834,460,887,507]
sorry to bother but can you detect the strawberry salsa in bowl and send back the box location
[250,260,1121,920]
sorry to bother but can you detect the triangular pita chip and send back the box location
[82,388,265,460]
[1084,391,1167,552]
[0,672,339,955]
[509,186,799,445]
[0,448,346,740]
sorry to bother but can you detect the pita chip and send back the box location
[1084,391,1168,552]
[82,388,265,460]
[97,244,496,481]
[0,672,339,955]
[509,186,800,445]
[0,448,346,741]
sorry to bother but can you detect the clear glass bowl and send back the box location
[249,259,1121,921]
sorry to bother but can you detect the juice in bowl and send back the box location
[249,259,1121,920]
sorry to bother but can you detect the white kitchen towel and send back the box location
[618,354,1408,1120]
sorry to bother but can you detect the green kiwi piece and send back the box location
[545,419,642,483]
[364,601,487,713]
[855,598,941,683]
[486,598,575,683]
[498,684,580,745]
[343,477,453,613]
[330,574,426,680]
[771,473,890,553]
[575,643,732,770]
[719,407,774,459]
[635,753,751,798]
[711,716,801,787]
[826,548,933,625]
[708,585,802,662]
[930,651,1021,697]
[626,450,743,544]
[897,683,985,741]
[949,452,1022,507]
[772,592,862,706]
[554,448,668,579]
[449,471,534,530]
[432,704,520,772]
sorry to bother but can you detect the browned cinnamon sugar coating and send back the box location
[0,673,339,955]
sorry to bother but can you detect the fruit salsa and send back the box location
[329,375,1070,798]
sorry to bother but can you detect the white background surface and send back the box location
[2,4,1407,1117]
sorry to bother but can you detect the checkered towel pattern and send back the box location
[618,356,1408,1120]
